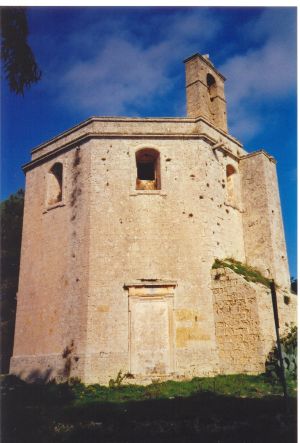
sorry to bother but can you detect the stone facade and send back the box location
[212,268,296,374]
[10,54,296,384]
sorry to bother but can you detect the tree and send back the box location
[1,189,24,372]
[1,7,41,95]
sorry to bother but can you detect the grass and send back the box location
[212,257,272,287]
[70,374,297,405]
[1,373,297,442]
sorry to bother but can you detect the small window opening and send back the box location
[226,164,237,206]
[207,73,217,96]
[47,162,63,205]
[226,164,235,177]
[136,149,160,190]
[138,161,155,180]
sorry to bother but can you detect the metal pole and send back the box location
[269,280,288,410]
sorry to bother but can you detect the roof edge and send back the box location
[23,131,219,173]
[30,115,243,157]
[183,53,226,81]
[240,149,276,164]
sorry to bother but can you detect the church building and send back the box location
[10,54,296,384]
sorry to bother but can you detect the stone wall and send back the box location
[240,151,290,288]
[11,116,294,384]
[256,285,297,359]
[82,132,249,384]
[184,54,228,132]
[10,143,92,382]
[212,267,297,375]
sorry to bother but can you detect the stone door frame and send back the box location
[124,281,177,376]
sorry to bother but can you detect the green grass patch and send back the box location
[212,257,272,287]
[2,373,297,442]
[70,373,297,405]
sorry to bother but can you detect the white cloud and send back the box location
[243,7,296,44]
[221,8,296,141]
[53,9,221,115]
[228,109,263,141]
[222,39,296,107]
[42,7,296,142]
[165,9,221,43]
[58,38,171,114]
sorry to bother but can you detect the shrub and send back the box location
[212,258,272,287]
[266,325,297,381]
[108,370,132,388]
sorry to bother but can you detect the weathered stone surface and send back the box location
[184,53,228,132]
[212,267,296,374]
[10,54,296,385]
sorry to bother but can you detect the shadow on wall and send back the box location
[22,368,54,384]
[12,364,72,384]
[9,338,79,383]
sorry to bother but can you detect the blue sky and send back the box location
[1,6,297,277]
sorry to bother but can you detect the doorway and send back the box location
[126,283,176,376]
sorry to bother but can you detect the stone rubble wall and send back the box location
[212,267,297,375]
[256,284,297,359]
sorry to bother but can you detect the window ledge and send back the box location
[130,190,167,196]
[43,202,66,213]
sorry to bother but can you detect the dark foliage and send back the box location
[1,7,41,94]
[266,325,297,382]
[0,189,24,372]
[1,374,297,443]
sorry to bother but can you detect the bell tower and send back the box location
[184,53,228,132]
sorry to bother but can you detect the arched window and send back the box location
[47,162,63,205]
[136,149,161,190]
[207,73,217,97]
[226,164,237,206]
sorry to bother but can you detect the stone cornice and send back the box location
[29,115,243,158]
[124,280,177,288]
[23,131,220,172]
[186,80,227,104]
[240,149,276,164]
[30,116,196,155]
[194,116,242,147]
[212,142,240,161]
